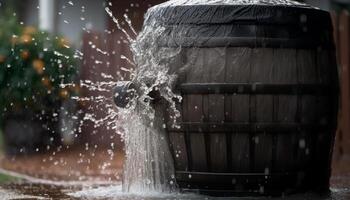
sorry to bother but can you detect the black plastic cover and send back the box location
[144,1,334,48]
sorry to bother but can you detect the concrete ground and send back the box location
[0,147,124,183]
[0,149,349,199]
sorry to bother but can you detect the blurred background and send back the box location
[0,0,349,192]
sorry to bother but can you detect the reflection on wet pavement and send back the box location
[0,182,349,200]
[1,183,78,200]
[0,152,349,199]
[0,149,124,183]
[0,186,46,200]
[69,185,350,200]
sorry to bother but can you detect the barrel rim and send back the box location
[146,4,331,26]
[146,4,334,48]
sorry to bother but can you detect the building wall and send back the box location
[23,0,107,46]
[20,0,335,44]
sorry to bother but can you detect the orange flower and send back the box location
[20,34,32,44]
[11,35,18,45]
[69,84,80,94]
[20,50,30,60]
[74,85,81,94]
[23,26,36,35]
[0,55,6,63]
[32,59,45,74]
[59,89,69,99]
[41,76,51,88]
[59,38,70,47]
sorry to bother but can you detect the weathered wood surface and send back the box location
[167,44,338,191]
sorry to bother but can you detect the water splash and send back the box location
[61,4,182,194]
[114,8,183,194]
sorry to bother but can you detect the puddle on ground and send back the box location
[0,185,49,200]
[1,182,79,200]
[70,186,350,200]
[1,182,350,200]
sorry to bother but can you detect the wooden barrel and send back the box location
[145,2,339,196]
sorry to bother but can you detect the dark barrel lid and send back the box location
[143,0,334,48]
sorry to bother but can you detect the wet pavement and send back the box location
[0,148,124,183]
[0,182,350,200]
[0,151,349,200]
[0,183,79,200]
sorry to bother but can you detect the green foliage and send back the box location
[0,130,3,154]
[0,10,79,122]
[0,173,19,184]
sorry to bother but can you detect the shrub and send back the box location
[0,10,79,122]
